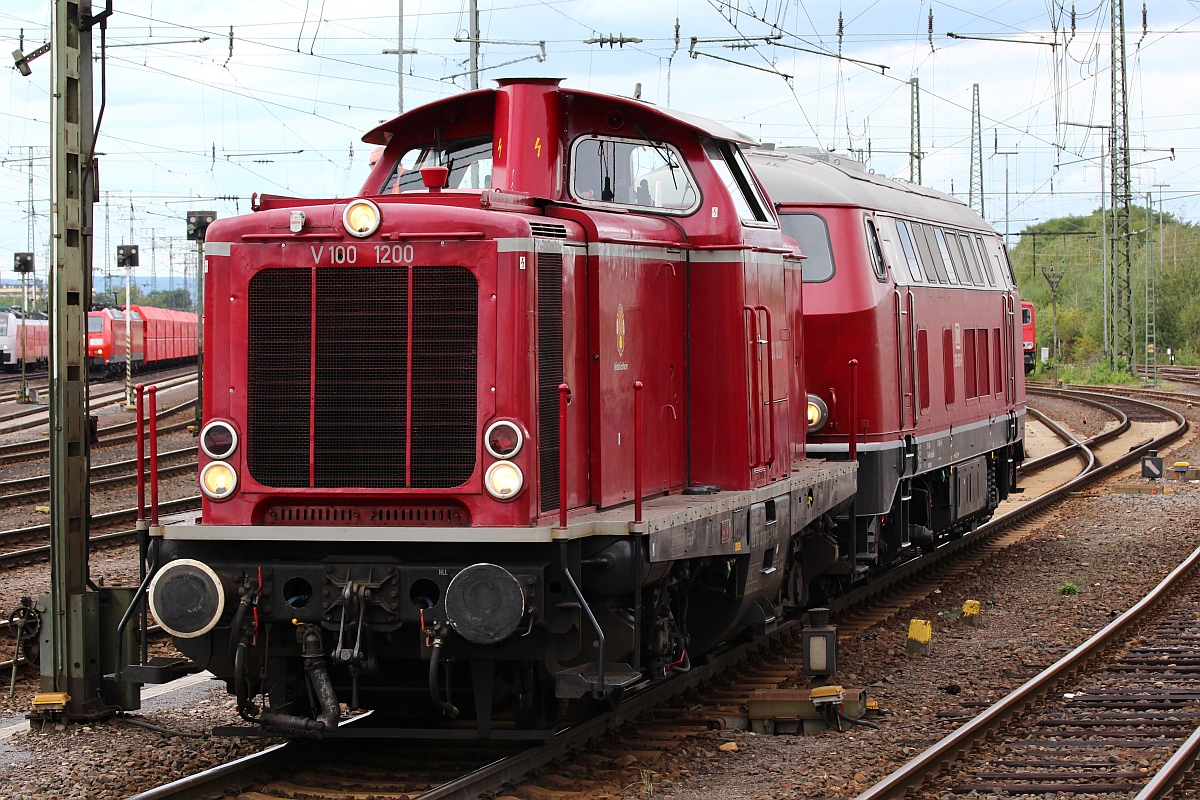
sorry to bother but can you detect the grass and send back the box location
[1032,360,1140,386]
[1059,581,1079,596]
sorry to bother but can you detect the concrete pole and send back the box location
[41,0,105,721]
[470,0,479,91]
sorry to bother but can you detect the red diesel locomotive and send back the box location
[143,79,1020,737]
[1021,300,1037,374]
[87,304,199,377]
[748,148,1026,573]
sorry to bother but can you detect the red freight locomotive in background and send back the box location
[1021,300,1037,374]
[87,305,198,377]
[144,78,1023,738]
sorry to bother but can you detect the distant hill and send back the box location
[1010,207,1200,366]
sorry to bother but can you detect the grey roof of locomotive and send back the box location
[746,147,994,233]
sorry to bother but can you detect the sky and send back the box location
[3,0,1200,294]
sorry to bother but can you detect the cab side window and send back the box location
[865,217,887,281]
[702,138,773,225]
[570,136,700,214]
[778,213,835,282]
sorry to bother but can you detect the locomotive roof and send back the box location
[362,81,757,147]
[747,147,992,232]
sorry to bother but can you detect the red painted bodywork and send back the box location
[775,204,1025,452]
[199,79,803,528]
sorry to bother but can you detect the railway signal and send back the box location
[117,245,139,408]
[13,253,35,405]
[185,211,215,431]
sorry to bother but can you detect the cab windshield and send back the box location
[87,316,104,333]
[380,136,493,193]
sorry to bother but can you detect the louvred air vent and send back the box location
[537,252,564,512]
[264,504,469,526]
[530,222,568,239]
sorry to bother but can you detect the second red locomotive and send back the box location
[748,147,1026,576]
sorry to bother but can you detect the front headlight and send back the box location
[200,420,238,460]
[484,461,524,501]
[806,394,829,433]
[343,199,381,238]
[200,461,239,501]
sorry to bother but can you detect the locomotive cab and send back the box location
[151,80,857,737]
[87,306,144,377]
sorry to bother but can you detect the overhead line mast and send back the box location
[1109,0,1134,372]
[969,84,984,218]
[909,77,921,184]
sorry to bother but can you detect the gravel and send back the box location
[0,394,1195,799]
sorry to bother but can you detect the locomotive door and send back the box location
[588,244,685,508]
[1002,293,1017,403]
[743,255,790,483]
[894,289,918,431]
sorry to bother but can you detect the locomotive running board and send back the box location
[555,662,642,699]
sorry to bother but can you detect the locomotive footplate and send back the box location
[160,461,858,548]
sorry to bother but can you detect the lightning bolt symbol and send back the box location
[497,138,503,157]
[535,137,542,157]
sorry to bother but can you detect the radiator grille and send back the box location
[247,269,311,488]
[315,269,408,487]
[537,253,564,512]
[247,266,478,490]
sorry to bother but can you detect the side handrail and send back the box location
[752,305,777,466]
[149,385,160,525]
[848,359,860,462]
[893,290,906,430]
[633,381,644,524]
[743,307,764,468]
[558,383,569,530]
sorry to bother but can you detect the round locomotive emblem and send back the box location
[616,304,626,356]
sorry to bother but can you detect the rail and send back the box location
[857,543,1200,800]
[852,388,1191,799]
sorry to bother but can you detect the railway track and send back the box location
[125,387,1190,800]
[0,397,196,464]
[859,544,1200,800]
[0,372,196,435]
[0,496,200,568]
[0,446,197,509]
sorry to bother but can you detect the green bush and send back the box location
[1059,581,1079,596]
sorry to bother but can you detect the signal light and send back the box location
[116,245,139,269]
[187,210,217,242]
